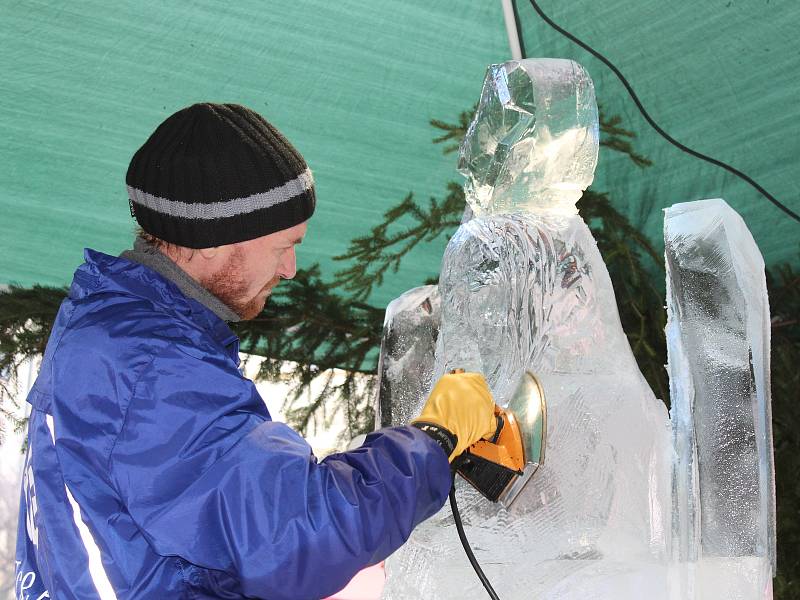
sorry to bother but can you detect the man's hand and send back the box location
[412,372,497,462]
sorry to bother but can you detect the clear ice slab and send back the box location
[666,198,775,598]
[375,285,440,429]
[459,58,598,217]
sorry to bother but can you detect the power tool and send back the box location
[448,370,548,599]
[451,370,547,507]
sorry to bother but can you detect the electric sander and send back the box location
[451,370,547,507]
[447,370,548,599]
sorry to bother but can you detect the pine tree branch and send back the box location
[598,108,652,168]
[429,105,477,155]
[235,265,383,373]
[332,185,464,301]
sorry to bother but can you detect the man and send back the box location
[15,103,496,599]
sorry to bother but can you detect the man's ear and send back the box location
[199,247,219,259]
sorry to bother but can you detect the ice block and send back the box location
[374,286,440,428]
[665,198,775,598]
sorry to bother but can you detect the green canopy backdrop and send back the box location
[515,0,799,272]
[2,1,510,307]
[1,0,798,304]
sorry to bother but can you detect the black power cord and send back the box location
[450,482,501,600]
[527,0,800,224]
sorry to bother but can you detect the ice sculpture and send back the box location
[666,198,775,598]
[381,59,672,599]
[378,58,776,600]
[375,285,440,428]
[459,59,598,217]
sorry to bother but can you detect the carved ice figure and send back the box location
[381,59,672,599]
[459,59,599,217]
[666,198,775,599]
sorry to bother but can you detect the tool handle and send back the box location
[488,414,504,444]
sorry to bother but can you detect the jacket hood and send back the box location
[70,248,238,351]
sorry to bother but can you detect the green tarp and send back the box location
[517,1,800,284]
[2,1,798,308]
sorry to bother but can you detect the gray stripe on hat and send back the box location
[127,168,314,221]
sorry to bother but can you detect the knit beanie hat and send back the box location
[126,103,315,248]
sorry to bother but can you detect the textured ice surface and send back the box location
[382,58,671,599]
[459,59,598,217]
[665,199,775,587]
[382,212,672,599]
[375,286,440,428]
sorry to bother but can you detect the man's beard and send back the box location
[201,248,278,320]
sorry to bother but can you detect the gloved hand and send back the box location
[412,372,497,462]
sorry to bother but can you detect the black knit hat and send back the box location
[126,103,315,248]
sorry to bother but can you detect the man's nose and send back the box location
[278,247,297,279]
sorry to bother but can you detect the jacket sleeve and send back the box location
[110,344,451,600]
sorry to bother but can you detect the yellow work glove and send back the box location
[411,372,497,462]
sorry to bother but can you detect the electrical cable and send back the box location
[450,483,501,600]
[526,0,800,224]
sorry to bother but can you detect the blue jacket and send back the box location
[15,249,450,600]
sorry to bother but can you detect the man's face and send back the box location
[202,221,307,320]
